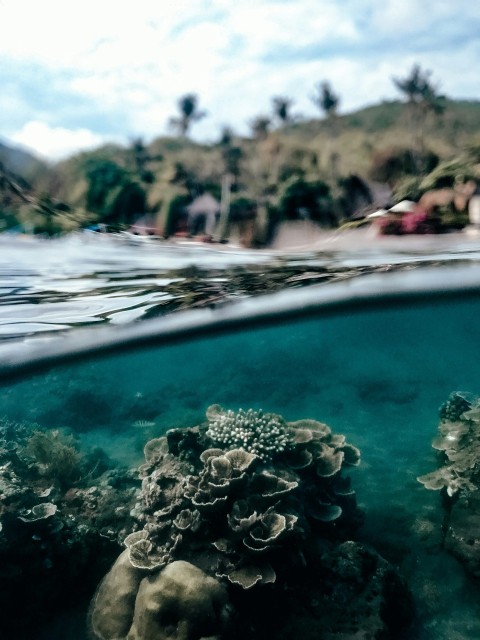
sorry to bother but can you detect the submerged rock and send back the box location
[444,491,480,578]
[89,554,231,640]
[276,541,414,640]
[89,549,147,640]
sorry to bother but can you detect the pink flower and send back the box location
[400,209,431,234]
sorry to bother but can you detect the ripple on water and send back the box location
[0,232,480,344]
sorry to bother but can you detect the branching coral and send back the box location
[206,405,290,462]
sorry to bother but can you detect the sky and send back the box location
[1,0,479,161]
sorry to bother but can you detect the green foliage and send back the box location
[393,64,446,166]
[17,196,94,236]
[336,174,373,218]
[392,175,423,203]
[82,157,148,225]
[218,128,243,181]
[164,193,190,237]
[85,158,128,215]
[436,206,469,231]
[369,147,439,186]
[108,182,147,224]
[393,64,442,106]
[130,137,158,183]
[277,177,335,226]
[4,95,480,239]
[343,101,404,132]
[419,158,479,191]
[24,429,82,488]
[229,196,257,222]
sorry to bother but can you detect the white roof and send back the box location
[186,193,220,215]
[388,200,416,213]
[366,209,388,219]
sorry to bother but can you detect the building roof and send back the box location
[186,193,220,215]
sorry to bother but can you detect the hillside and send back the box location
[2,99,480,240]
[284,99,480,175]
[0,139,49,181]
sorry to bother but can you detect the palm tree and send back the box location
[311,81,339,120]
[272,96,294,126]
[169,93,207,137]
[310,81,341,177]
[129,137,157,183]
[393,64,446,166]
[249,115,271,141]
[218,127,242,182]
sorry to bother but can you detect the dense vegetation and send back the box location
[1,66,480,243]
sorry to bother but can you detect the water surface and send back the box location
[2,230,480,343]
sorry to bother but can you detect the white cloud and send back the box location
[10,121,109,160]
[1,0,479,158]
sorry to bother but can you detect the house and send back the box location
[186,193,221,237]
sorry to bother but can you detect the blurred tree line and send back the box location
[1,64,479,242]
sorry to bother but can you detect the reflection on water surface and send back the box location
[2,231,480,342]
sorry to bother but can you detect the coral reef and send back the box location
[205,405,290,461]
[417,391,479,497]
[89,405,411,639]
[129,406,362,587]
[418,391,480,576]
[0,418,139,637]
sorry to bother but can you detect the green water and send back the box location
[2,295,480,638]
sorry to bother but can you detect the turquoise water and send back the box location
[2,235,480,638]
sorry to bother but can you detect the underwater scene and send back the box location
[2,276,480,640]
[0,242,480,640]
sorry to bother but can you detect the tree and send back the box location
[272,96,294,126]
[129,137,157,184]
[393,64,446,167]
[311,81,339,119]
[277,177,336,226]
[216,127,244,241]
[249,115,271,140]
[393,64,441,108]
[310,81,341,176]
[169,93,207,137]
[84,159,127,216]
[218,127,243,183]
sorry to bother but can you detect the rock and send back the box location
[88,549,146,640]
[89,556,231,640]
[444,491,480,578]
[127,561,231,640]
